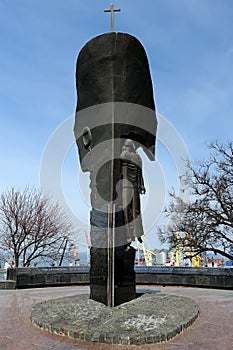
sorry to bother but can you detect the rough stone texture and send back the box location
[0,280,16,290]
[31,293,199,345]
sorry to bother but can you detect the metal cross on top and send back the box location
[104,3,121,32]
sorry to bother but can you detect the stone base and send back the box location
[31,292,199,345]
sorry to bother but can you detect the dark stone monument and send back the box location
[74,22,157,306]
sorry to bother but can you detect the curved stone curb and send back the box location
[31,293,199,345]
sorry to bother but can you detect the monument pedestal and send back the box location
[90,246,136,306]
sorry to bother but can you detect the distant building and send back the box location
[156,250,168,265]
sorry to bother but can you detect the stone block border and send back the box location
[0,280,16,290]
[7,266,233,289]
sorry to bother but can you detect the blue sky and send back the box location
[0,0,233,248]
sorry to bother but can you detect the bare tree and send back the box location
[159,141,233,260]
[0,187,75,267]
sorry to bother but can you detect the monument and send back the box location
[30,5,200,345]
[74,4,157,306]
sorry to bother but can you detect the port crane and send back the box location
[183,232,202,267]
[136,235,156,266]
[174,231,201,267]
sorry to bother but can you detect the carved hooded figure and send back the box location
[120,139,145,243]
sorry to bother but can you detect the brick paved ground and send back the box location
[0,285,232,349]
